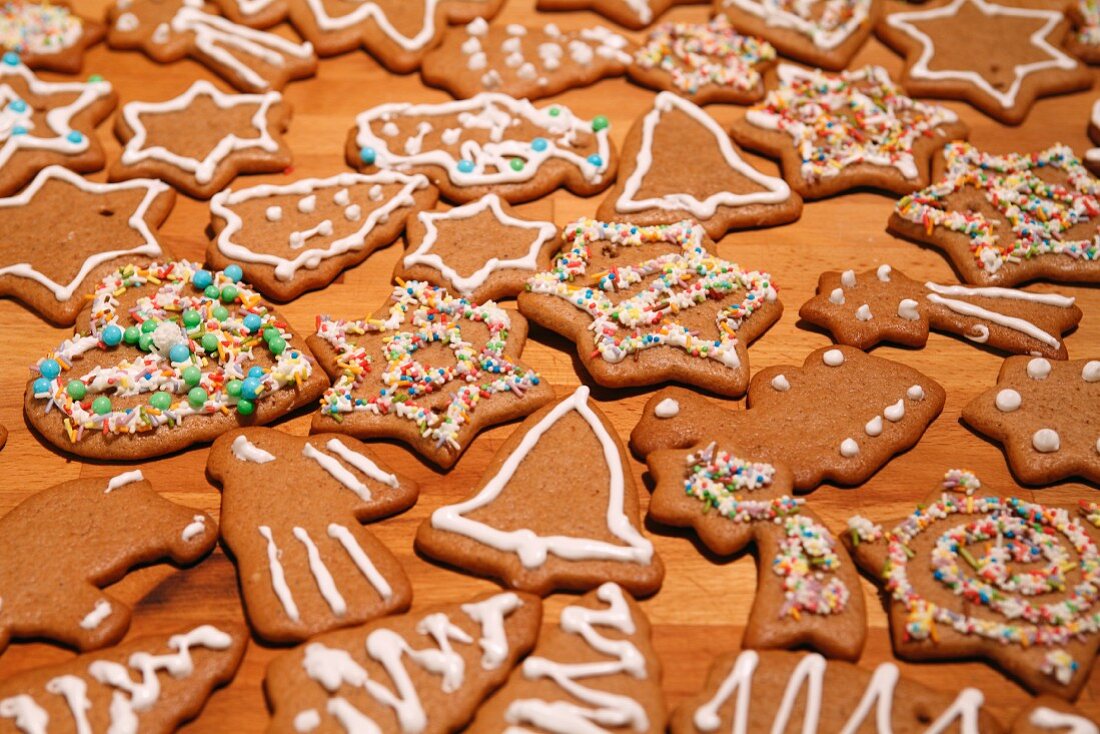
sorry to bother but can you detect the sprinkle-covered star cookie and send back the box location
[627,15,775,105]
[731,64,967,200]
[107,0,317,93]
[962,356,1100,485]
[0,55,116,196]
[421,18,633,101]
[536,0,707,30]
[519,218,783,397]
[595,92,801,239]
[1086,99,1100,176]
[877,0,1091,125]
[715,0,879,70]
[394,193,557,302]
[889,142,1100,287]
[845,469,1100,698]
[0,0,105,73]
[309,281,555,469]
[631,345,946,490]
[24,260,329,459]
[347,92,616,204]
[0,166,174,325]
[111,79,292,200]
[1067,0,1100,63]
[799,265,1082,359]
[209,171,437,301]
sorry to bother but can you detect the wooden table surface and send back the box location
[1,0,1098,728]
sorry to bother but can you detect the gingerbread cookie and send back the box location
[846,469,1100,698]
[730,65,968,200]
[631,345,946,490]
[347,93,616,204]
[0,166,174,325]
[1085,99,1100,176]
[393,193,557,302]
[961,356,1100,485]
[595,93,800,239]
[0,624,246,733]
[209,171,436,301]
[715,0,879,70]
[799,265,1082,359]
[536,0,705,30]
[265,590,540,733]
[421,18,633,101]
[0,56,116,196]
[207,428,418,643]
[890,142,1100,287]
[1067,0,1100,64]
[467,583,667,733]
[309,281,554,469]
[1013,698,1100,734]
[0,470,217,654]
[418,386,665,597]
[627,15,775,105]
[670,649,1002,733]
[111,79,292,200]
[646,447,866,659]
[0,1,104,73]
[519,219,782,397]
[877,0,1091,125]
[107,0,317,93]
[25,260,328,459]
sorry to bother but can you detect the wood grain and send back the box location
[0,0,1097,728]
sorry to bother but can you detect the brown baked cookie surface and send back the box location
[631,345,945,490]
[309,281,554,469]
[845,469,1100,699]
[519,218,782,397]
[596,93,800,239]
[877,0,1091,125]
[799,265,1083,359]
[730,64,967,200]
[466,583,668,732]
[645,448,866,659]
[0,166,174,325]
[0,471,217,654]
[962,356,1100,485]
[536,0,706,30]
[264,590,541,733]
[0,0,105,72]
[110,79,292,199]
[417,386,665,597]
[25,260,329,459]
[889,142,1100,287]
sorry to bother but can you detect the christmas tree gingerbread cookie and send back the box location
[0,0,105,73]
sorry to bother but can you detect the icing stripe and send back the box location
[328,523,393,601]
[259,525,299,622]
[293,526,347,616]
[231,434,276,463]
[924,281,1076,307]
[324,438,399,489]
[302,442,372,501]
[925,292,1061,349]
[105,470,144,493]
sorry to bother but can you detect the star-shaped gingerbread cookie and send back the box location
[536,0,706,30]
[111,79,292,199]
[0,1,105,73]
[730,64,968,200]
[877,0,1091,125]
[519,218,783,397]
[309,281,555,469]
[393,193,558,302]
[962,356,1100,485]
[890,142,1100,287]
[844,469,1100,699]
[631,345,946,490]
[1085,99,1100,176]
[0,56,116,196]
[107,0,317,93]
[799,265,1083,358]
[0,166,174,325]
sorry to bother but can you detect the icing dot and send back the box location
[884,399,905,422]
[1032,428,1060,453]
[823,349,845,367]
[771,374,790,391]
[1083,360,1100,383]
[345,204,362,221]
[840,438,859,457]
[654,398,679,418]
[358,147,376,165]
[1027,357,1051,380]
[898,299,920,321]
[298,195,316,213]
[828,288,844,305]
[865,416,883,437]
[265,205,282,222]
[855,304,872,321]
[876,264,892,282]
[333,188,350,206]
[995,389,1021,412]
[907,385,924,401]
[840,270,856,288]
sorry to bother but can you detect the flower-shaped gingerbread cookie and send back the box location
[0,1,105,73]
[799,265,1082,359]
[845,469,1100,698]
[962,356,1100,485]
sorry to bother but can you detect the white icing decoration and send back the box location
[771,374,790,392]
[855,304,872,321]
[328,524,394,601]
[181,514,207,541]
[823,349,845,366]
[298,194,316,213]
[260,525,299,622]
[924,285,1066,350]
[907,384,925,400]
[1083,360,1100,383]
[402,193,556,296]
[884,399,905,422]
[839,438,859,457]
[105,470,144,493]
[294,526,347,616]
[45,676,91,734]
[1033,428,1061,453]
[79,600,112,630]
[344,204,362,221]
[840,270,856,288]
[300,0,456,50]
[302,442,371,502]
[829,288,845,305]
[431,386,654,569]
[231,434,276,463]
[654,397,680,418]
[995,388,1021,412]
[265,205,282,221]
[898,298,920,321]
[459,592,523,670]
[1028,357,1052,380]
[721,0,871,50]
[865,416,883,437]
[0,695,49,733]
[1029,707,1099,734]
[294,709,321,733]
[614,92,791,220]
[877,264,892,282]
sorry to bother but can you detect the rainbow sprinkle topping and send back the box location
[1075,0,1100,46]
[0,1,81,55]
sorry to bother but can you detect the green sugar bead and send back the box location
[204,284,220,300]
[123,326,140,345]
[212,305,230,322]
[149,391,172,410]
[187,387,208,408]
[182,309,203,329]
[201,333,220,353]
[182,365,202,386]
[268,336,287,355]
[220,285,238,303]
[92,396,111,415]
[226,379,243,398]
[236,398,254,416]
[138,334,154,352]
[66,380,86,400]
[141,319,158,333]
